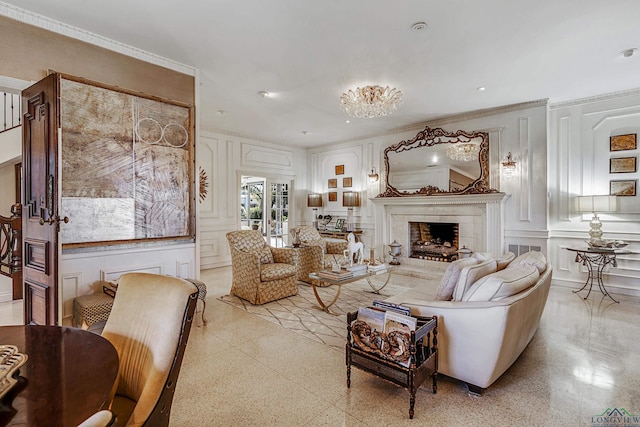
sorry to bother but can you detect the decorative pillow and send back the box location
[452,259,498,302]
[507,251,546,273]
[472,252,492,261]
[254,246,274,264]
[434,258,479,301]
[463,265,540,302]
[496,252,516,271]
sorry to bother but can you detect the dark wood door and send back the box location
[21,74,60,325]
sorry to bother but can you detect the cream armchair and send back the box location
[226,230,299,304]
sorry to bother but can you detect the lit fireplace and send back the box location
[409,221,459,262]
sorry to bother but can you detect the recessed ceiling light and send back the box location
[477,86,486,91]
[216,109,225,115]
[258,91,270,97]
[345,120,350,124]
[621,48,637,58]
[411,22,427,31]
[302,131,309,135]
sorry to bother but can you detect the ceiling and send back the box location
[4,0,640,148]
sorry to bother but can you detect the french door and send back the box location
[240,176,291,247]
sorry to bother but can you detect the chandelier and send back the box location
[339,85,402,118]
[446,143,480,162]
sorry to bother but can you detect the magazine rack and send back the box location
[346,310,438,419]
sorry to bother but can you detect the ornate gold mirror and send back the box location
[378,126,497,197]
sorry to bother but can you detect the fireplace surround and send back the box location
[370,193,509,274]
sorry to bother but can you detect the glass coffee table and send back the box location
[309,266,392,315]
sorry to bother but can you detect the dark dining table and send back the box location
[0,325,119,427]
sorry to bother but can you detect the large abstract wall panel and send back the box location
[59,76,195,246]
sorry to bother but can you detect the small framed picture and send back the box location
[335,218,345,230]
[610,134,637,151]
[610,179,637,196]
[335,165,345,175]
[610,156,637,174]
[343,177,352,188]
[328,178,337,188]
[328,191,338,202]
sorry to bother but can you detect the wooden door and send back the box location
[22,74,60,325]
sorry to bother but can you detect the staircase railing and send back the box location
[1,91,21,133]
[0,204,22,300]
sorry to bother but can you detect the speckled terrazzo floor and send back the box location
[1,267,639,426]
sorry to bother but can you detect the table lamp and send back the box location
[307,193,323,229]
[342,191,360,232]
[575,195,617,243]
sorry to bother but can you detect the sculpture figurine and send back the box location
[347,232,364,265]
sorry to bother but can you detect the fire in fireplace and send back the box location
[409,221,459,262]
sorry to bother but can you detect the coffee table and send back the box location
[309,269,389,315]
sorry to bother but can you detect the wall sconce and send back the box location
[575,195,617,243]
[342,191,360,232]
[307,193,323,229]
[368,167,379,183]
[501,152,517,176]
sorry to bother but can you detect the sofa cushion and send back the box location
[452,259,498,302]
[507,251,547,273]
[260,263,296,281]
[434,258,479,301]
[462,265,540,302]
[496,252,516,271]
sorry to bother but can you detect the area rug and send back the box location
[218,280,414,352]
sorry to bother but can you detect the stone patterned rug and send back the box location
[218,279,413,352]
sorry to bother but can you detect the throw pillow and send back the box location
[496,252,516,271]
[507,251,546,273]
[472,252,492,261]
[462,265,540,302]
[254,246,274,264]
[434,258,479,301]
[452,259,498,302]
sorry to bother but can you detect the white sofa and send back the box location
[384,251,552,395]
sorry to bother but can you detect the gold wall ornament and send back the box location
[199,167,209,202]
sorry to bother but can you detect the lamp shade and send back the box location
[342,191,360,207]
[575,195,617,213]
[307,193,323,208]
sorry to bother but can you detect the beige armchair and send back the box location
[290,226,348,284]
[101,273,198,427]
[226,230,299,304]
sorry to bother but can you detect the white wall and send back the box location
[198,131,308,269]
[307,101,549,261]
[548,89,640,296]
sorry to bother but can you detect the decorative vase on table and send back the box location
[388,240,402,265]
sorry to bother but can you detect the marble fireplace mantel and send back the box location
[370,193,509,269]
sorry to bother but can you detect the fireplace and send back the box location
[409,221,459,262]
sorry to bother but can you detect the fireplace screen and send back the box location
[409,221,459,262]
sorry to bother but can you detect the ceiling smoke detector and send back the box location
[621,48,637,58]
[411,22,427,31]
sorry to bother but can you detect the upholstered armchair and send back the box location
[101,273,198,427]
[290,226,348,284]
[226,230,299,304]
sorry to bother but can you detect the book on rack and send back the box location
[372,300,411,316]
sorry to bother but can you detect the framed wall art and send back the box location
[335,218,345,230]
[328,191,338,202]
[610,157,637,174]
[610,179,637,196]
[335,165,345,175]
[343,177,352,188]
[610,134,637,151]
[328,178,337,188]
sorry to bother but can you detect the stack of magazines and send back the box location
[318,269,353,280]
[345,264,367,274]
[367,262,388,273]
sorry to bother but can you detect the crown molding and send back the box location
[549,87,640,109]
[424,99,549,128]
[0,2,196,76]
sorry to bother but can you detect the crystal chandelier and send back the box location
[339,85,402,118]
[446,143,480,162]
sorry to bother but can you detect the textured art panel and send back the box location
[60,77,193,245]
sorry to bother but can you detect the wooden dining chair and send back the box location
[101,273,198,427]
